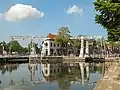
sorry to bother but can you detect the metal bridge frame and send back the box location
[9,36,49,55]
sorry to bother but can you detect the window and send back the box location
[54,44,56,47]
[46,49,48,55]
[50,49,53,55]
[51,43,52,47]
[42,41,44,44]
[57,44,59,47]
[45,64,48,68]
[57,68,59,72]
[50,70,52,73]
[54,69,56,73]
[45,70,48,74]
[44,43,48,46]
[57,49,59,55]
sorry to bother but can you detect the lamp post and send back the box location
[1,42,4,55]
[68,42,70,56]
[2,41,6,55]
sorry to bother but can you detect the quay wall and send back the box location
[94,60,120,90]
[0,55,120,63]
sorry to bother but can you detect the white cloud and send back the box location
[67,5,83,16]
[0,4,44,21]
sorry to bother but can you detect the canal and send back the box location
[0,61,107,90]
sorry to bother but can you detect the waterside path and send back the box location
[94,60,120,90]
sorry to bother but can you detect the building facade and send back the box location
[41,33,61,56]
[41,33,95,57]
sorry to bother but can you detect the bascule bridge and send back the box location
[0,36,49,62]
[9,36,49,55]
[0,35,108,62]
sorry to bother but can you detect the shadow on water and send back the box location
[0,59,110,90]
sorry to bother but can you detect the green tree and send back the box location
[28,42,41,54]
[22,47,29,54]
[0,42,3,54]
[55,27,71,55]
[70,35,82,56]
[71,35,82,48]
[0,41,9,54]
[8,40,23,54]
[106,41,120,53]
[94,0,120,41]
[2,41,9,53]
[55,27,71,46]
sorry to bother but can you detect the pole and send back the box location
[2,41,4,55]
[79,36,84,58]
[9,38,13,55]
[100,37,103,58]
[103,38,106,58]
[85,40,89,57]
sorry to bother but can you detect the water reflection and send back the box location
[41,62,90,84]
[28,62,38,82]
[0,63,19,75]
[0,60,106,90]
[27,61,104,90]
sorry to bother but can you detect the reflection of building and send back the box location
[28,62,106,90]
[28,62,38,82]
[41,62,90,84]
[78,62,90,84]
[41,63,68,77]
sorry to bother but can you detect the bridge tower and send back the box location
[10,36,48,55]
[30,36,36,55]
[29,37,38,64]
[1,41,7,55]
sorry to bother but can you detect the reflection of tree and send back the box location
[41,63,91,90]
[89,62,113,77]
[58,77,70,90]
[56,71,70,90]
[56,67,83,90]
[89,63,103,73]
[28,63,38,82]
[0,63,19,75]
[69,67,81,81]
[46,66,81,90]
[0,66,6,75]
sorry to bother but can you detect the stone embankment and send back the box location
[94,61,120,90]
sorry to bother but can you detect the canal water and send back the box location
[0,61,106,90]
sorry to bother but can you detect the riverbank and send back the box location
[94,61,120,90]
[0,55,120,63]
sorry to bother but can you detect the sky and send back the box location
[0,0,107,43]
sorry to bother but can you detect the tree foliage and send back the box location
[0,40,42,55]
[94,0,120,41]
[55,26,71,46]
[28,42,41,54]
[0,41,9,54]
[8,40,23,53]
[2,41,9,52]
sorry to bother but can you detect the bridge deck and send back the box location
[0,55,119,62]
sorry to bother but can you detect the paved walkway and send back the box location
[94,61,120,90]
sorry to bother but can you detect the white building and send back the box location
[41,33,95,57]
[41,33,61,56]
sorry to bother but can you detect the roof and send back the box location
[47,33,56,40]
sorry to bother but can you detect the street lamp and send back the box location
[2,41,4,55]
[68,42,70,56]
